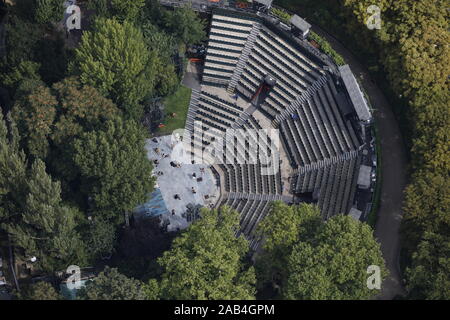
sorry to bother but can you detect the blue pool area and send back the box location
[134,188,170,218]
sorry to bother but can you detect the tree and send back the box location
[34,0,64,24]
[255,203,386,300]
[144,279,160,300]
[255,202,322,292]
[141,23,180,97]
[154,62,179,97]
[12,84,57,158]
[73,18,158,119]
[385,0,450,98]
[4,159,87,272]
[284,215,387,300]
[158,206,256,300]
[276,0,450,300]
[406,231,450,300]
[1,114,87,271]
[2,15,43,68]
[87,0,109,18]
[12,77,120,160]
[85,217,116,261]
[0,60,41,94]
[0,113,27,222]
[25,281,61,300]
[50,77,120,145]
[402,169,450,252]
[77,266,147,300]
[110,0,145,22]
[163,4,206,46]
[72,117,154,224]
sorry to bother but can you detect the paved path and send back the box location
[311,26,408,299]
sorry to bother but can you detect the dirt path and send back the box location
[310,26,408,299]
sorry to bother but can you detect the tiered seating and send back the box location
[192,91,243,149]
[189,10,370,251]
[292,153,361,219]
[203,13,257,86]
[236,27,324,114]
[222,163,281,195]
[278,78,360,168]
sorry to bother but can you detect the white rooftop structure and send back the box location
[339,65,372,122]
[290,14,311,36]
[349,207,363,221]
[357,164,372,189]
[253,0,273,8]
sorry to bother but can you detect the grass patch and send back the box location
[156,85,192,136]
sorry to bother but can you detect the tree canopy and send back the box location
[157,206,256,300]
[77,267,147,300]
[284,215,387,300]
[12,77,120,159]
[0,0,210,292]
[24,281,62,300]
[73,18,158,119]
[0,113,87,272]
[72,117,154,224]
[255,202,322,292]
[110,0,145,22]
[34,0,63,25]
[162,4,206,46]
[256,202,386,300]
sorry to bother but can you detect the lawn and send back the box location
[157,85,192,135]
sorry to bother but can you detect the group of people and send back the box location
[149,136,219,218]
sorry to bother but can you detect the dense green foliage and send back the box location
[73,117,154,224]
[157,206,256,300]
[255,202,321,289]
[85,217,117,260]
[34,0,63,24]
[162,4,206,47]
[285,215,386,299]
[77,267,147,300]
[0,60,41,95]
[12,77,120,159]
[276,0,450,300]
[257,202,386,299]
[73,18,157,119]
[0,114,87,271]
[86,0,109,18]
[23,281,62,300]
[1,14,69,87]
[111,0,145,22]
[0,0,179,278]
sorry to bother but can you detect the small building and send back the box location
[339,65,372,123]
[357,165,372,190]
[290,14,311,40]
[253,0,273,11]
[349,207,363,221]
